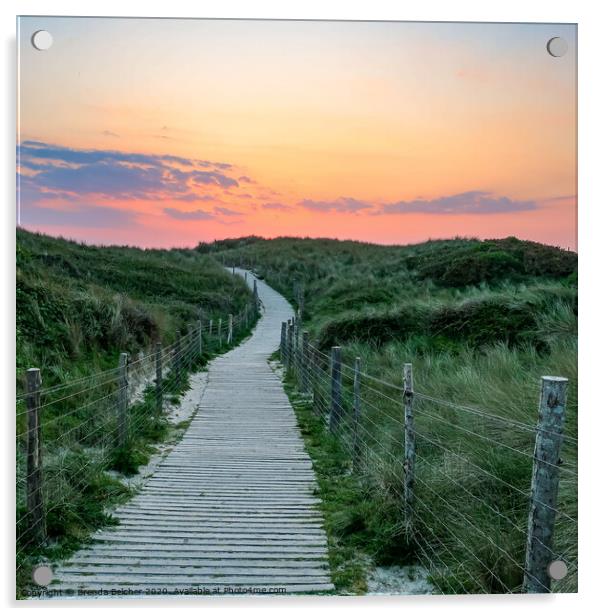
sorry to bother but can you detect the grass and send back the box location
[17,228,252,379]
[209,235,577,594]
[16,229,257,597]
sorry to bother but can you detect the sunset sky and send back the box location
[17,17,577,249]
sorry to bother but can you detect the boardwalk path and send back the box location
[52,271,333,596]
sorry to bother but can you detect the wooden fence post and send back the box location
[253,279,258,308]
[296,322,302,376]
[309,345,320,416]
[353,357,362,472]
[244,303,249,328]
[292,318,298,375]
[280,322,287,364]
[209,319,213,340]
[25,368,45,543]
[118,352,129,446]
[218,318,223,348]
[228,314,233,345]
[232,264,235,275]
[286,319,293,371]
[403,363,415,536]
[523,376,569,593]
[329,346,342,433]
[155,341,163,414]
[302,331,309,393]
[288,317,296,370]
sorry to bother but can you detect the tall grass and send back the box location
[334,333,577,593]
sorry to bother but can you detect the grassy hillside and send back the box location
[202,235,578,593]
[16,229,256,594]
[17,228,252,382]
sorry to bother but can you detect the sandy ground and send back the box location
[367,565,433,595]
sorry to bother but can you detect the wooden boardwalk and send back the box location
[51,272,333,596]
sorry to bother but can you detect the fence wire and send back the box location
[280,330,577,595]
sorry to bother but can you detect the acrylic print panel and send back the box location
[16,17,577,599]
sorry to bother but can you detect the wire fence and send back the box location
[280,317,577,595]
[15,297,259,585]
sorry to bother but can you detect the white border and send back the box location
[2,1,600,614]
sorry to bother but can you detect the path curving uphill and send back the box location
[50,271,333,597]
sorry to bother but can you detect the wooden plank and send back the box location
[58,565,330,577]
[114,520,325,530]
[56,574,332,585]
[63,558,328,568]
[79,547,326,559]
[94,528,327,538]
[116,505,320,514]
[92,534,327,544]
[118,504,321,512]
[115,511,323,519]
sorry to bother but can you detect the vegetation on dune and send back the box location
[207,235,577,594]
[17,228,251,378]
[15,229,578,595]
[16,228,256,596]
[409,236,576,286]
[317,284,576,352]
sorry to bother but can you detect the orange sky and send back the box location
[17,18,577,249]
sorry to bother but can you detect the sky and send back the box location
[17,18,577,249]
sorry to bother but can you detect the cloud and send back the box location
[172,192,218,203]
[17,140,246,202]
[238,175,254,184]
[191,171,239,189]
[20,203,136,228]
[379,191,537,215]
[293,191,536,216]
[163,207,215,221]
[18,173,76,205]
[101,130,119,138]
[262,202,292,211]
[539,194,576,205]
[19,140,188,167]
[214,206,243,217]
[299,197,372,213]
[29,161,167,196]
[164,206,243,222]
